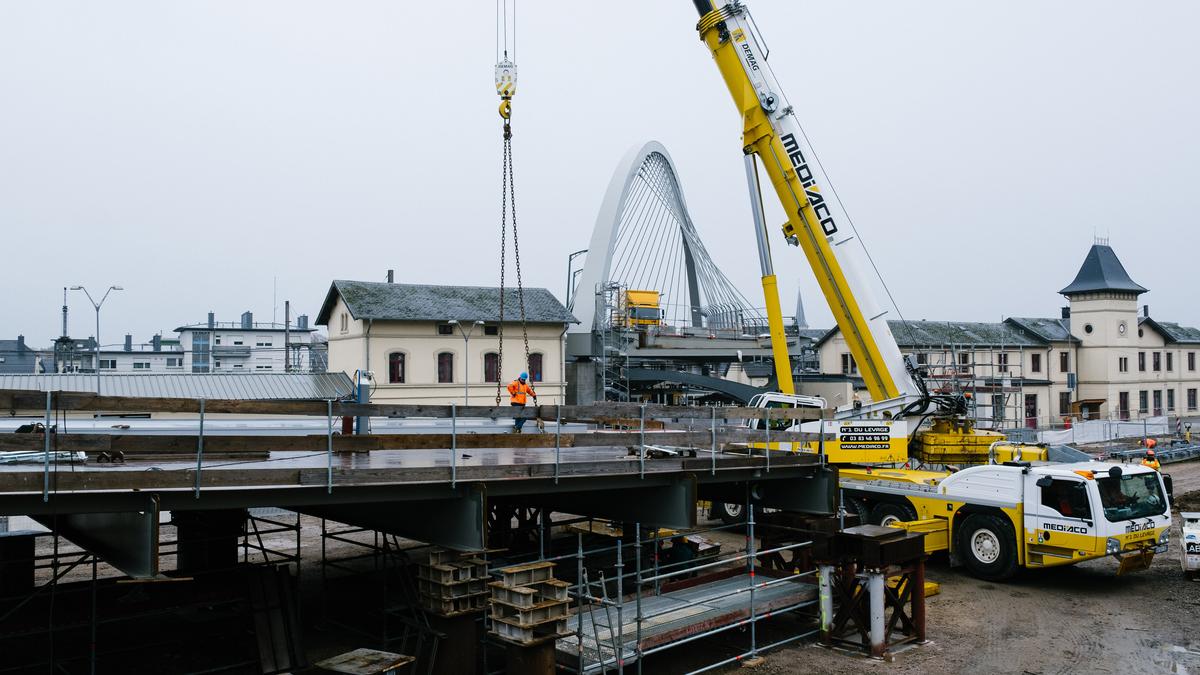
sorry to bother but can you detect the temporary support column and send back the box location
[817,564,835,644]
[866,569,886,659]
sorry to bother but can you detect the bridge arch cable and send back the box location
[602,148,766,332]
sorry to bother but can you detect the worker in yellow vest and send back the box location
[1140,449,1160,471]
[507,372,537,433]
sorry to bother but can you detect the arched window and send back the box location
[528,353,544,382]
[437,352,454,383]
[484,352,500,383]
[388,352,406,383]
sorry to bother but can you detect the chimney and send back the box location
[1143,304,1149,318]
[124,334,132,352]
[297,315,309,330]
[387,269,394,283]
[207,312,215,329]
[16,335,24,351]
[241,311,253,329]
[152,334,162,352]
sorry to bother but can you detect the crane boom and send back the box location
[692,0,919,407]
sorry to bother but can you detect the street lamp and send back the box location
[449,319,486,405]
[71,285,123,395]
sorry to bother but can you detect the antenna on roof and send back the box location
[1094,234,1109,246]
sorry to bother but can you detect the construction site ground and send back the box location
[16,458,1200,674]
[738,457,1200,675]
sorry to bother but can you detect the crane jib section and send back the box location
[695,2,918,404]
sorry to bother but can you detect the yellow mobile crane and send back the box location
[691,0,1172,579]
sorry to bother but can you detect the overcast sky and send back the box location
[2,1,1197,348]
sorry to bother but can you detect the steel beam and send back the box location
[699,466,839,517]
[299,486,487,551]
[32,496,160,579]
[524,477,697,530]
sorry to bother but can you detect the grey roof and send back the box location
[795,328,830,342]
[0,373,355,400]
[0,340,39,374]
[1140,318,1200,344]
[816,320,1044,349]
[1059,244,1148,296]
[317,280,577,325]
[1005,317,1079,343]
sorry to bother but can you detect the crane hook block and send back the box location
[495,59,517,98]
[499,99,512,120]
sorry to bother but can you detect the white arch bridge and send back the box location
[565,141,772,360]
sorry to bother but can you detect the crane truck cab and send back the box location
[842,461,1171,580]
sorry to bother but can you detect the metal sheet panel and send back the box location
[0,373,354,400]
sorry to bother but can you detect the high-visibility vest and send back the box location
[508,380,535,405]
[1141,458,1160,471]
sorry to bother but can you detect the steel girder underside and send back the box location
[0,463,834,577]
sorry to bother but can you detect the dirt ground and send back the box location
[746,459,1200,675]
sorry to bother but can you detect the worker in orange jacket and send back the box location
[507,372,537,433]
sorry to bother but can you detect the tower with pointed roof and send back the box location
[1061,240,1146,346]
[1061,239,1148,417]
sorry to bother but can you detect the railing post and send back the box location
[747,488,757,659]
[711,407,717,476]
[576,532,585,675]
[194,398,205,498]
[42,391,51,503]
[326,399,333,494]
[764,408,770,472]
[451,402,458,488]
[639,404,646,479]
[616,533,625,674]
[635,522,643,675]
[554,406,562,484]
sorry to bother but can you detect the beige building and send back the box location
[316,280,576,405]
[812,243,1200,428]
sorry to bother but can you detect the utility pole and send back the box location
[284,300,291,372]
[450,320,485,405]
[70,285,123,395]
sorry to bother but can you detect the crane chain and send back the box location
[496,125,530,405]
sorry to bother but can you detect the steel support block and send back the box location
[33,497,161,578]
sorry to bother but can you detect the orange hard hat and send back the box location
[1146,449,1155,456]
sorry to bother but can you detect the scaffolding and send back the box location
[909,342,1030,431]
[0,510,302,674]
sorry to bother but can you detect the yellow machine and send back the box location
[691,0,1172,578]
[621,290,664,327]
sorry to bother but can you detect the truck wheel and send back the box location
[957,514,1018,581]
[844,497,870,526]
[870,502,917,527]
[713,502,745,525]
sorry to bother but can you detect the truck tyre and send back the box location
[869,501,917,527]
[957,513,1018,581]
[844,497,870,527]
[713,502,745,525]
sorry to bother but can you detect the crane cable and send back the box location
[494,0,530,405]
